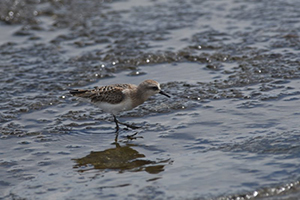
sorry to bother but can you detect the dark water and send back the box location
[1,0,300,199]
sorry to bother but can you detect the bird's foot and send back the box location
[114,131,142,142]
[126,132,143,140]
[118,121,140,130]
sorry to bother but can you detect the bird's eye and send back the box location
[151,86,159,90]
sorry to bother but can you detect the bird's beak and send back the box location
[159,90,171,98]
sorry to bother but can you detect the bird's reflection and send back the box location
[73,143,170,174]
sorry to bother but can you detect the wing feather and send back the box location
[70,84,135,104]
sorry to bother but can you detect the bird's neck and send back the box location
[131,88,149,107]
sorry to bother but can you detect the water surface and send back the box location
[1,0,300,199]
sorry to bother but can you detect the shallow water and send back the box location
[1,0,300,199]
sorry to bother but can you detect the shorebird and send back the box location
[70,80,170,140]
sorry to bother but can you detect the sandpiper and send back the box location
[70,79,170,140]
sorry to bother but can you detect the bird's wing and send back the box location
[91,86,125,104]
[70,84,134,104]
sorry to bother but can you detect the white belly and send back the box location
[94,98,133,115]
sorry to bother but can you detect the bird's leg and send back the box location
[113,115,120,131]
[113,115,120,142]
[112,115,142,141]
[112,115,140,130]
[118,121,140,129]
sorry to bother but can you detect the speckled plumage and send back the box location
[70,84,135,105]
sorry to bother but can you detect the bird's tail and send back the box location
[69,89,92,98]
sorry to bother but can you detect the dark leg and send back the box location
[113,115,119,142]
[112,115,140,130]
[117,121,140,129]
[112,115,142,141]
[113,115,119,131]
